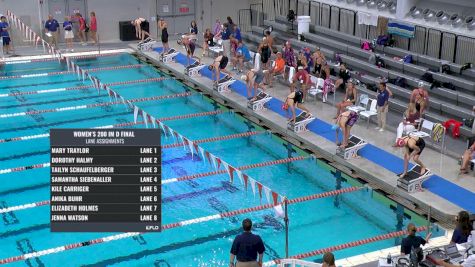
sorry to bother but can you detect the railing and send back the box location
[239,9,252,32]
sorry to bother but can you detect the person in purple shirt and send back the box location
[376,82,391,132]
[230,218,265,267]
[44,15,60,48]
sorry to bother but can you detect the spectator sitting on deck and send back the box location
[451,210,473,243]
[266,52,285,88]
[232,40,251,73]
[400,223,431,255]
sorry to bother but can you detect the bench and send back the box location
[264,19,290,33]
[403,63,428,77]
[431,72,475,93]
[310,25,362,47]
[302,32,348,55]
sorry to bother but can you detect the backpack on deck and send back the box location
[441,64,451,74]
[361,41,372,51]
[442,82,456,90]
[375,56,386,68]
[460,63,473,73]
[403,55,413,64]
[421,72,434,83]
[335,53,342,63]
[394,77,406,88]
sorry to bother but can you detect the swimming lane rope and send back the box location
[0,186,363,264]
[0,110,223,144]
[0,64,142,80]
[0,131,265,214]
[0,92,192,119]
[263,226,428,266]
[0,77,171,98]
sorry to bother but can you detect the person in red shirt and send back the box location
[76,13,87,46]
[89,12,97,45]
[291,66,313,100]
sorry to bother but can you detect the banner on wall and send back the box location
[387,19,415,38]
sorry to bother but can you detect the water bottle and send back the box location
[387,253,392,264]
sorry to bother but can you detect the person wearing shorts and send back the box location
[0,16,11,54]
[232,41,251,73]
[63,16,74,51]
[76,13,87,45]
[210,54,232,84]
[398,135,427,178]
[334,110,359,149]
[266,52,285,88]
[241,69,266,100]
[284,91,311,125]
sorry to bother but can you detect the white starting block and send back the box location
[185,61,206,77]
[247,91,272,111]
[214,75,236,93]
[288,112,315,133]
[160,48,179,63]
[336,135,367,160]
[138,38,157,51]
[397,165,432,193]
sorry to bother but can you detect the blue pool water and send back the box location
[0,53,443,266]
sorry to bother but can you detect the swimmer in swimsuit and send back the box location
[398,135,427,177]
[159,18,169,54]
[210,54,232,84]
[182,35,200,66]
[335,80,357,118]
[334,110,358,149]
[241,69,267,100]
[131,17,150,41]
[284,91,311,124]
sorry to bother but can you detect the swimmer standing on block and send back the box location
[209,54,232,84]
[398,135,427,177]
[283,91,311,124]
[333,110,358,149]
[182,35,200,66]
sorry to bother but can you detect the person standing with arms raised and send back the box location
[230,218,265,267]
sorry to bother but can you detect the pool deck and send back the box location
[132,43,468,219]
[131,43,461,267]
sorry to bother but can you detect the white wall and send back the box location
[87,0,157,42]
[1,0,251,42]
[195,0,250,33]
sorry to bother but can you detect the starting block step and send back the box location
[138,38,157,51]
[214,75,236,93]
[288,112,315,133]
[248,91,272,111]
[160,48,179,63]
[336,135,367,160]
[397,165,432,193]
[185,61,206,77]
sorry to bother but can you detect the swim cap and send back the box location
[396,138,406,147]
[331,124,339,130]
[241,75,247,81]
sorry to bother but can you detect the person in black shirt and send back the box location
[400,223,431,255]
[334,63,350,91]
[230,218,265,267]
